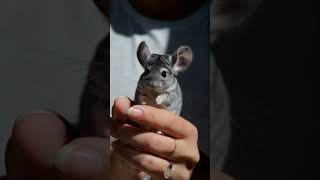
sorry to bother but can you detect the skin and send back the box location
[111,97,199,179]
[111,98,234,180]
[5,110,108,180]
[3,98,205,180]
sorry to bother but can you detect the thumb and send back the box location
[54,137,109,180]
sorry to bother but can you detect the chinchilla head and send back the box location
[137,41,193,90]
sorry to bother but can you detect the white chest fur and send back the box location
[138,93,169,109]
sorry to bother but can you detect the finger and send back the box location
[112,124,199,166]
[6,110,72,179]
[111,96,143,136]
[110,96,132,139]
[112,141,191,180]
[111,96,133,121]
[111,123,176,159]
[127,105,198,139]
[54,137,108,180]
[110,149,146,180]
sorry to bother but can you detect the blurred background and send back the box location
[0,0,106,175]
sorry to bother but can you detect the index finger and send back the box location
[111,96,133,136]
[111,96,133,121]
[127,105,198,139]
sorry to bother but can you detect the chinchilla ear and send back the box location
[137,41,151,68]
[171,46,193,73]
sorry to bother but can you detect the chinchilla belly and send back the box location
[135,86,182,115]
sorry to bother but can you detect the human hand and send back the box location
[5,110,108,180]
[111,96,200,180]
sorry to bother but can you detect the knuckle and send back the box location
[188,123,198,139]
[114,96,129,106]
[192,151,200,164]
[162,114,177,131]
[178,170,192,180]
[113,101,123,115]
[145,106,157,121]
[145,135,161,151]
[144,137,154,150]
[114,96,131,115]
[137,154,153,169]
[186,150,200,169]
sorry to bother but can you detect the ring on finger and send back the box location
[164,161,173,179]
[164,139,176,179]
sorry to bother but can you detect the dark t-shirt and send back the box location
[213,0,319,179]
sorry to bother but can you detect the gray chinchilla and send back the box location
[135,41,193,116]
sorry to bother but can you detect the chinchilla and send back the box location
[135,41,193,116]
[135,41,192,180]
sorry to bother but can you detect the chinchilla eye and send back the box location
[161,71,167,78]
[145,68,150,74]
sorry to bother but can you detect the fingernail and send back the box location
[127,107,143,119]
